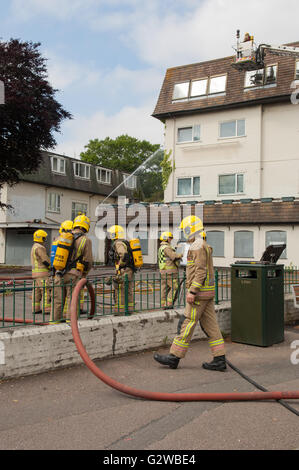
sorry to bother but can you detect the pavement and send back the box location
[0,325,299,451]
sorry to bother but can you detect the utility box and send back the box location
[231,244,285,347]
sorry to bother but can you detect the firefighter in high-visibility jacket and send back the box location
[51,215,93,324]
[154,216,226,372]
[107,225,135,314]
[158,232,183,308]
[31,230,51,314]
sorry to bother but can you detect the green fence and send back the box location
[0,271,186,328]
[1,267,298,328]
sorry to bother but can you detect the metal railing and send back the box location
[0,271,186,328]
[1,266,298,328]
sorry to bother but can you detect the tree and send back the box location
[80,135,160,173]
[80,134,163,201]
[0,39,71,207]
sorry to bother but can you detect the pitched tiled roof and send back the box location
[152,41,299,120]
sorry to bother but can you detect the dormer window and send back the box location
[244,65,277,88]
[173,82,189,100]
[123,173,137,189]
[173,74,227,101]
[96,167,112,184]
[51,156,65,174]
[209,74,227,94]
[73,161,90,179]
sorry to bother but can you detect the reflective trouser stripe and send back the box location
[170,299,225,359]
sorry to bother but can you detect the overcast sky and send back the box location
[2,0,299,157]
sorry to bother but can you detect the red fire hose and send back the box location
[70,278,299,403]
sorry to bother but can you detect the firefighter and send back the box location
[31,229,51,315]
[154,215,226,372]
[243,32,251,42]
[107,225,135,314]
[158,231,183,308]
[51,214,93,324]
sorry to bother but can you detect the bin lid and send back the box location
[259,243,286,264]
[233,243,286,266]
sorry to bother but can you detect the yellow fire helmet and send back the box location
[33,229,48,243]
[73,214,90,233]
[180,215,204,240]
[59,220,73,234]
[160,231,173,241]
[107,225,125,240]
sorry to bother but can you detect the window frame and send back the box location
[234,230,254,259]
[51,156,66,175]
[71,201,88,221]
[208,73,227,95]
[244,63,278,89]
[177,176,200,197]
[172,81,190,101]
[123,173,137,190]
[47,192,61,213]
[218,173,244,196]
[295,60,299,80]
[73,161,91,180]
[190,77,208,98]
[219,119,246,139]
[177,124,201,143]
[96,167,112,185]
[206,230,225,257]
[173,74,227,102]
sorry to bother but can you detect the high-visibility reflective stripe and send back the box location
[209,338,224,347]
[32,246,49,273]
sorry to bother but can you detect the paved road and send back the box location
[0,327,299,451]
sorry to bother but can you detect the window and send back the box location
[73,162,90,179]
[190,79,208,97]
[234,231,254,258]
[177,176,200,196]
[71,202,88,220]
[296,61,299,79]
[265,231,287,259]
[47,193,60,213]
[123,174,137,189]
[51,156,65,174]
[209,75,227,94]
[244,65,277,88]
[206,231,224,257]
[173,74,227,101]
[134,231,148,256]
[219,173,244,195]
[173,82,189,100]
[177,125,200,143]
[219,119,245,138]
[96,167,112,184]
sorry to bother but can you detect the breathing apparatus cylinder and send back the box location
[52,232,74,272]
[129,238,143,269]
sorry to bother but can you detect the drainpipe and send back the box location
[259,104,264,199]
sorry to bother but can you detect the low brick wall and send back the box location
[0,297,297,380]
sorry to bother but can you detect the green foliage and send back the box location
[81,134,164,201]
[161,149,174,190]
[80,134,160,173]
[0,39,71,200]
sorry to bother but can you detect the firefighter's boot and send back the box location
[154,353,180,369]
[202,355,226,372]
